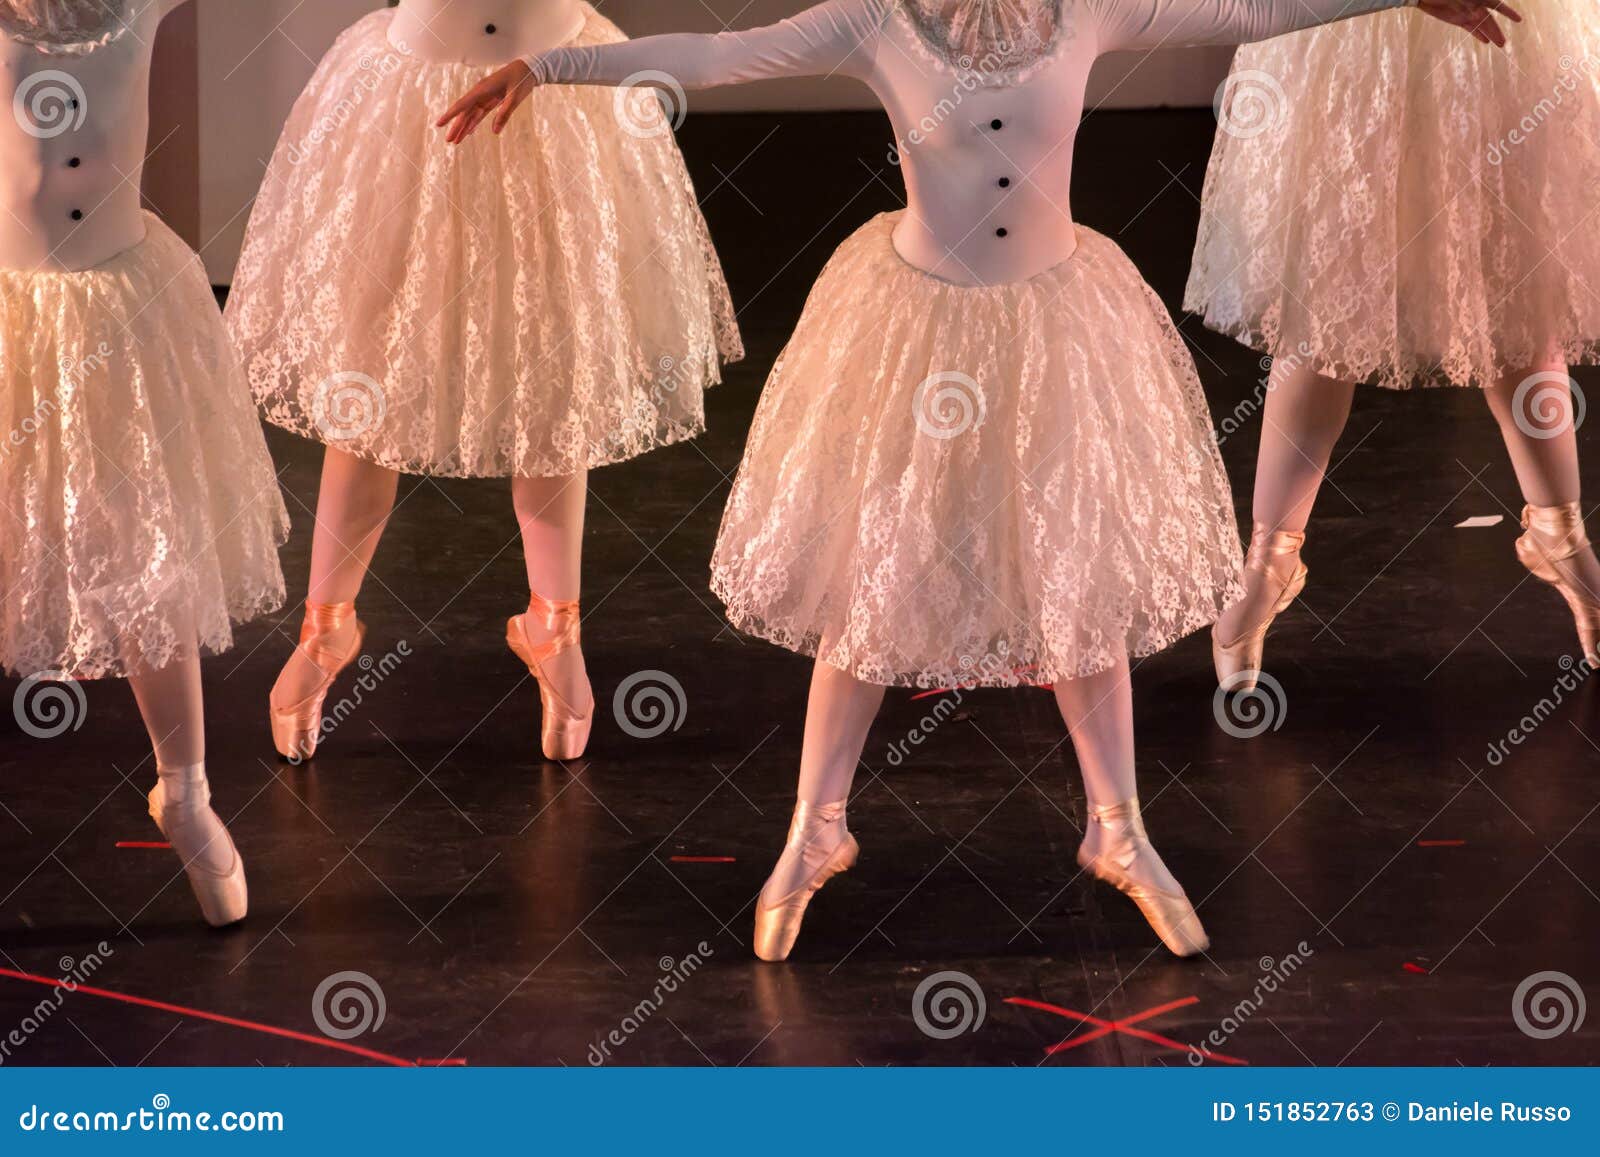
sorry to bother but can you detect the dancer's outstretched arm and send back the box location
[438,0,888,142]
[1087,0,1520,53]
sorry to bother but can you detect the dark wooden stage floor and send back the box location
[2,109,1597,1067]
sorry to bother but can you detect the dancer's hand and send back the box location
[436,60,538,144]
[1417,1,1522,48]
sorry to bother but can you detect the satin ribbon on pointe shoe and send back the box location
[1212,523,1308,693]
[269,600,366,762]
[506,592,594,761]
[1516,502,1600,667]
[1076,799,1208,958]
[147,762,248,928]
[753,799,859,963]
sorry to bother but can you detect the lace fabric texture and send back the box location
[1185,1,1600,389]
[896,0,1072,85]
[711,212,1245,688]
[0,0,133,52]
[0,214,291,681]
[225,5,743,479]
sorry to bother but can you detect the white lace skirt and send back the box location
[0,215,290,681]
[225,5,743,479]
[710,213,1245,688]
[1185,1,1600,389]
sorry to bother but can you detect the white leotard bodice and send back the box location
[388,0,586,65]
[526,0,1414,286]
[0,0,187,272]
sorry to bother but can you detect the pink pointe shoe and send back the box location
[506,592,595,760]
[147,763,248,928]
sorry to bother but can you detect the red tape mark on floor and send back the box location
[1006,995,1247,1066]
[1416,839,1466,848]
[669,856,736,864]
[115,841,171,850]
[1403,962,1430,975]
[0,967,417,1067]
[910,666,1047,700]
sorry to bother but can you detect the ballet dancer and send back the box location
[225,0,743,763]
[1,1,291,925]
[440,0,1514,960]
[1183,1,1600,688]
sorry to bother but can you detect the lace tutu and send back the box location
[1185,1,1600,390]
[225,5,743,479]
[710,212,1245,688]
[0,215,290,681]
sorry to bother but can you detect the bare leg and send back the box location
[1053,654,1179,894]
[1215,358,1356,644]
[127,648,204,770]
[126,624,242,906]
[763,660,884,901]
[509,471,590,711]
[271,447,399,710]
[1482,363,1600,600]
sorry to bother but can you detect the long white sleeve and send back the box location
[525,0,887,89]
[1086,0,1414,53]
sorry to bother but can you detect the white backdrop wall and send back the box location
[190,1,1233,282]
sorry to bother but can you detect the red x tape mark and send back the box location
[1006,995,1248,1065]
